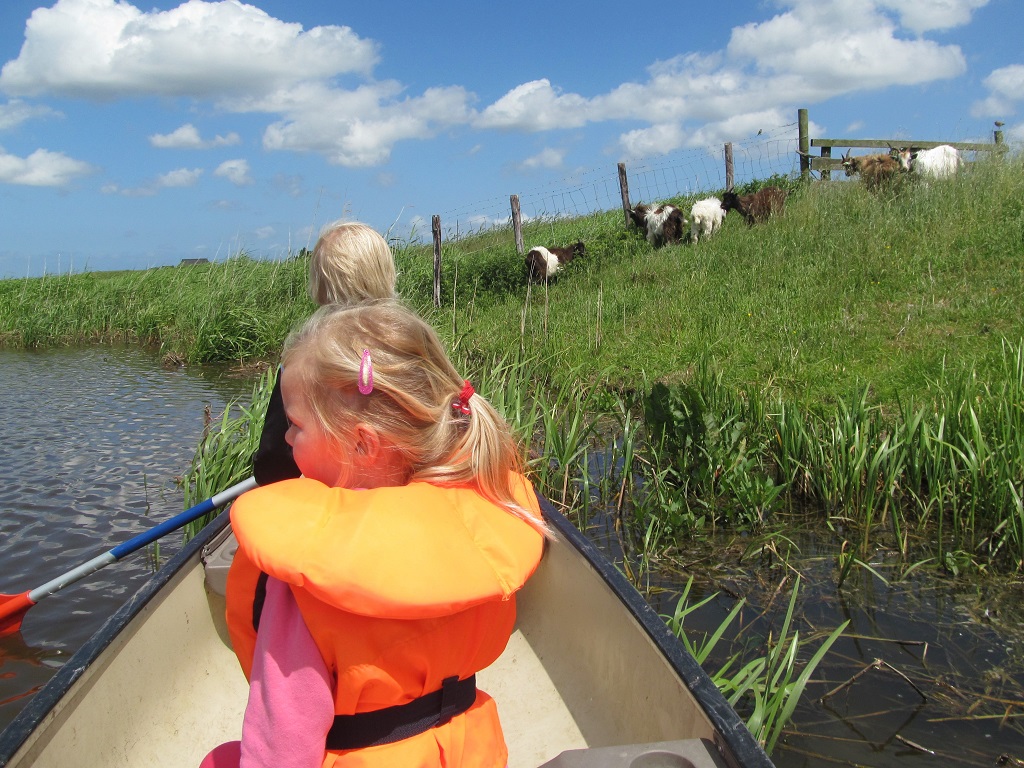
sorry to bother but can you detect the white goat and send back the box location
[896,145,962,180]
[689,197,725,243]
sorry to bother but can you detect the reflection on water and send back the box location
[583,513,1024,768]
[0,347,252,732]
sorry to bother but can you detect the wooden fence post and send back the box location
[798,108,810,181]
[431,215,441,309]
[995,128,1005,148]
[510,195,524,255]
[617,162,631,224]
[724,142,734,191]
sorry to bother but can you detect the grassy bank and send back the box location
[9,154,1024,572]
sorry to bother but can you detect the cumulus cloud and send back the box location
[476,80,589,131]
[150,123,240,149]
[0,0,472,167]
[478,0,972,158]
[519,147,565,170]
[157,167,202,187]
[0,0,988,168]
[0,146,94,186]
[972,64,1024,117]
[0,99,61,130]
[214,158,253,186]
[0,0,378,99]
[258,82,474,166]
[104,166,203,196]
[877,0,989,33]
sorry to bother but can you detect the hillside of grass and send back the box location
[2,155,1023,407]
[400,158,1024,406]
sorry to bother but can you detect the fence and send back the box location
[426,108,1010,305]
[424,122,802,304]
[796,107,1007,180]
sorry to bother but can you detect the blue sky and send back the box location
[0,0,1021,278]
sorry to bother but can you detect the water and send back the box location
[0,347,251,731]
[3,348,1024,766]
[583,513,1024,767]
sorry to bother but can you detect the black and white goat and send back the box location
[629,203,687,247]
[720,187,786,226]
[894,144,962,179]
[525,241,586,282]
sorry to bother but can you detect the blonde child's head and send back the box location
[282,300,544,530]
[308,221,397,306]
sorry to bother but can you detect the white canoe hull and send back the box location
[0,500,773,768]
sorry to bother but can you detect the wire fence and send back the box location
[431,120,802,243]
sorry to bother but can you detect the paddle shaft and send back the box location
[1,477,257,625]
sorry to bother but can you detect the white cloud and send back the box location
[258,82,474,167]
[619,124,687,158]
[877,0,989,33]
[479,0,970,150]
[0,146,93,186]
[972,64,1024,117]
[104,166,203,196]
[157,167,203,188]
[214,158,253,186]
[150,123,240,149]
[726,1,966,91]
[254,226,274,240]
[0,99,61,130]
[0,0,378,99]
[476,80,589,131]
[519,147,565,170]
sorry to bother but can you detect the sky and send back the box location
[0,0,1021,278]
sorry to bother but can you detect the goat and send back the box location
[720,187,786,226]
[840,150,901,190]
[689,197,725,243]
[525,241,586,282]
[895,144,962,179]
[628,203,687,247]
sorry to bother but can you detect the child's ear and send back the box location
[354,424,381,459]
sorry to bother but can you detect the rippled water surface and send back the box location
[0,347,252,731]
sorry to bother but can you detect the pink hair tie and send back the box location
[358,349,374,395]
[452,380,474,414]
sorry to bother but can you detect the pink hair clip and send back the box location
[358,349,374,395]
[452,379,474,414]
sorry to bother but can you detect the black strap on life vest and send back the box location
[252,571,269,632]
[325,674,477,751]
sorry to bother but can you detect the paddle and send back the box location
[0,476,258,637]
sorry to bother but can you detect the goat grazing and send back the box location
[720,187,786,226]
[525,241,586,282]
[840,150,901,190]
[895,144,962,179]
[629,203,687,247]
[689,197,725,243]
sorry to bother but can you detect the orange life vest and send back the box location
[226,476,545,768]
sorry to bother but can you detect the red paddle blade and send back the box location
[0,593,35,638]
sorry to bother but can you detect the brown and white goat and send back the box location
[628,203,687,247]
[840,150,901,190]
[526,241,586,282]
[720,187,786,226]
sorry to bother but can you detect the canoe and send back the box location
[0,498,775,768]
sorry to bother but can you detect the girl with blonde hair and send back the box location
[209,300,546,768]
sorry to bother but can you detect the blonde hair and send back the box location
[308,221,397,306]
[282,301,546,533]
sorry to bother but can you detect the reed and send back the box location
[665,577,848,753]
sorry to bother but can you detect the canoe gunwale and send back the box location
[0,510,232,766]
[538,498,774,768]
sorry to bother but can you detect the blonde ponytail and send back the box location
[282,301,549,535]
